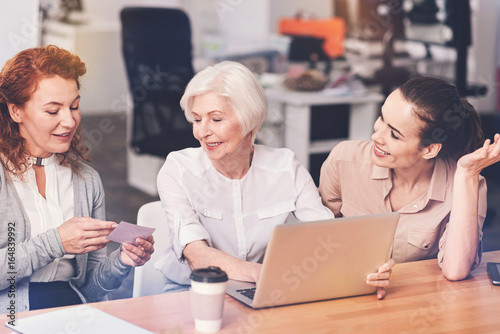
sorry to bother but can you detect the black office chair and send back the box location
[120,7,199,157]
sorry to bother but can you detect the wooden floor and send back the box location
[80,112,500,300]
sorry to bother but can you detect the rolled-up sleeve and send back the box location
[157,155,211,260]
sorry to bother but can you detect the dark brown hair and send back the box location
[398,76,484,161]
[0,45,90,176]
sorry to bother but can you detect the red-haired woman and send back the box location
[0,45,154,312]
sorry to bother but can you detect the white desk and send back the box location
[262,87,384,170]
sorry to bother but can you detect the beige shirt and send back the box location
[319,140,486,267]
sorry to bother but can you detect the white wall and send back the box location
[181,0,270,58]
[216,0,270,54]
[0,1,40,67]
[83,0,183,23]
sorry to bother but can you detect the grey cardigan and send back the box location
[0,162,131,314]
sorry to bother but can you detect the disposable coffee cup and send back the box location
[190,266,228,333]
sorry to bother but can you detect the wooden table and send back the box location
[5,251,500,334]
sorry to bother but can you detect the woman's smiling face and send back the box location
[191,92,252,166]
[370,89,428,169]
[10,75,81,158]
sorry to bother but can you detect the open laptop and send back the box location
[226,212,400,308]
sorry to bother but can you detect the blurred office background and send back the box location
[1,0,500,300]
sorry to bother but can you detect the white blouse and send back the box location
[12,154,75,282]
[155,145,333,284]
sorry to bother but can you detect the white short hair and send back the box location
[180,61,266,144]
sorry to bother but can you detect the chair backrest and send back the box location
[133,201,169,298]
[120,7,199,157]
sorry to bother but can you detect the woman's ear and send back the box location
[422,143,442,160]
[7,103,22,123]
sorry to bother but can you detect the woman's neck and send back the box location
[212,145,254,180]
[392,159,436,191]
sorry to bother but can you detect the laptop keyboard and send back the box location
[236,288,256,300]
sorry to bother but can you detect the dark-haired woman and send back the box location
[0,45,154,312]
[319,76,500,282]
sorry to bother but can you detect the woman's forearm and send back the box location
[0,228,65,290]
[183,240,261,282]
[442,167,481,280]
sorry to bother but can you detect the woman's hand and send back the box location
[366,259,395,300]
[120,235,155,267]
[458,133,500,175]
[248,262,263,284]
[58,217,116,254]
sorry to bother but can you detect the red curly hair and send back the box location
[0,45,90,176]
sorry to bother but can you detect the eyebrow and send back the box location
[191,110,223,116]
[43,95,81,107]
[381,110,405,138]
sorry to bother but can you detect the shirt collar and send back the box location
[371,164,390,180]
[370,157,449,203]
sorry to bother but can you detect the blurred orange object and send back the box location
[279,17,346,58]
